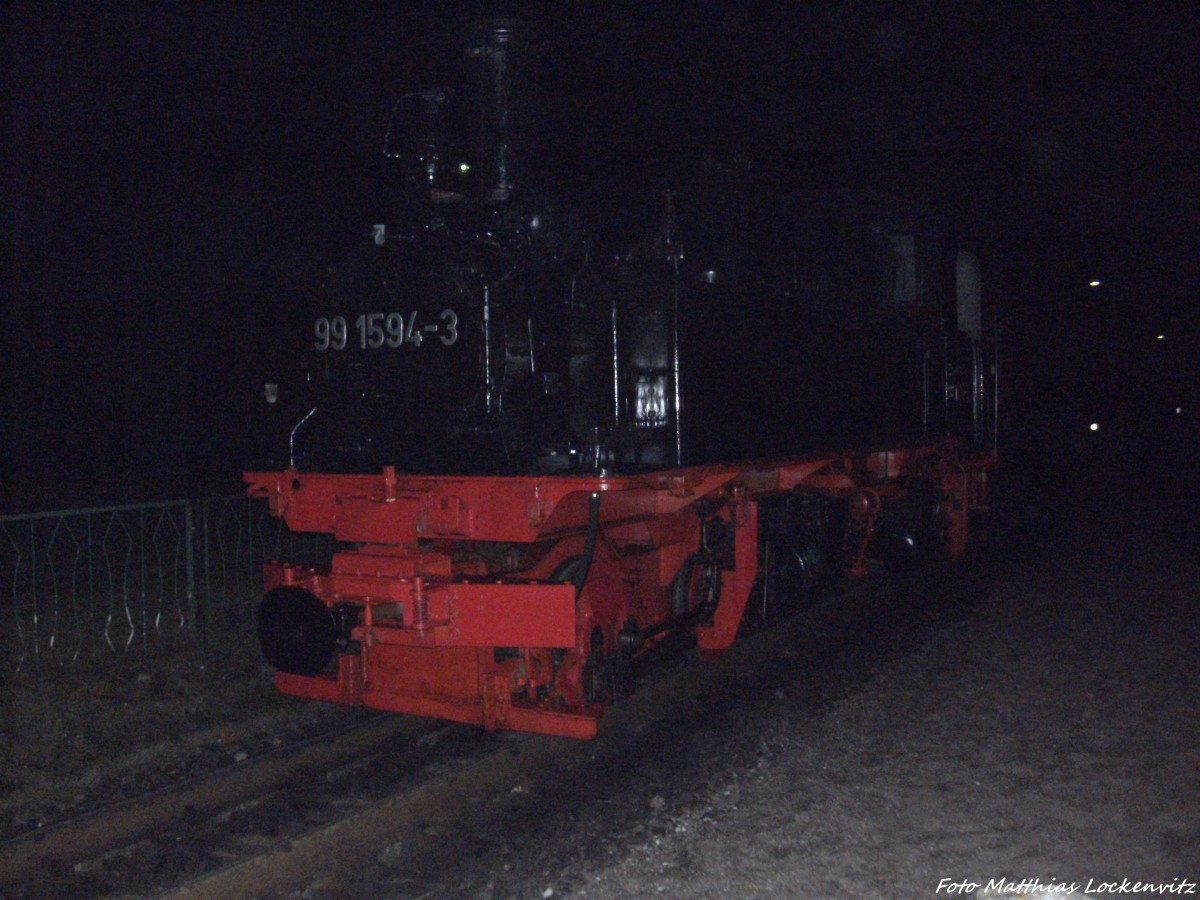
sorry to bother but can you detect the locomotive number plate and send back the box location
[314,310,459,351]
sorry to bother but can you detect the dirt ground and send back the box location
[2,466,1197,899]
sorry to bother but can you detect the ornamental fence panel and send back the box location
[0,495,332,675]
[194,495,335,644]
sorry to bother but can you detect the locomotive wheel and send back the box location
[583,626,610,704]
[872,483,945,573]
[762,542,821,618]
[874,525,920,572]
[583,623,635,705]
[552,558,630,704]
[257,586,338,676]
[670,553,721,617]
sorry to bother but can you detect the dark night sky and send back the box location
[4,1,1198,510]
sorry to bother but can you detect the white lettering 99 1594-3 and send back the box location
[314,310,458,351]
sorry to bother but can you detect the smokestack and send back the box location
[465,19,535,203]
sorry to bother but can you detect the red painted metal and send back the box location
[247,443,994,738]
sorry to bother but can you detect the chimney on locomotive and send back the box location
[465,19,536,203]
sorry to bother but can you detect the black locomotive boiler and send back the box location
[269,20,992,477]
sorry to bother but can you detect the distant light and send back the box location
[459,162,471,173]
[1157,334,1166,341]
[1177,407,1184,415]
[1089,280,1102,287]
[1089,423,1100,432]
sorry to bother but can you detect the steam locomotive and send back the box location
[246,21,995,738]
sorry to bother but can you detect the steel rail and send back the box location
[0,711,421,889]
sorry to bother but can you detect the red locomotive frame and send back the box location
[246,442,992,739]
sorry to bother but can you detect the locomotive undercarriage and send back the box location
[247,443,990,739]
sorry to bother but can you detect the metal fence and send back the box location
[0,496,333,674]
[196,496,334,639]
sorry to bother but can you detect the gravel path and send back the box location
[560,483,1200,899]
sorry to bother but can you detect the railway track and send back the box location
[0,556,989,898]
[0,713,462,898]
